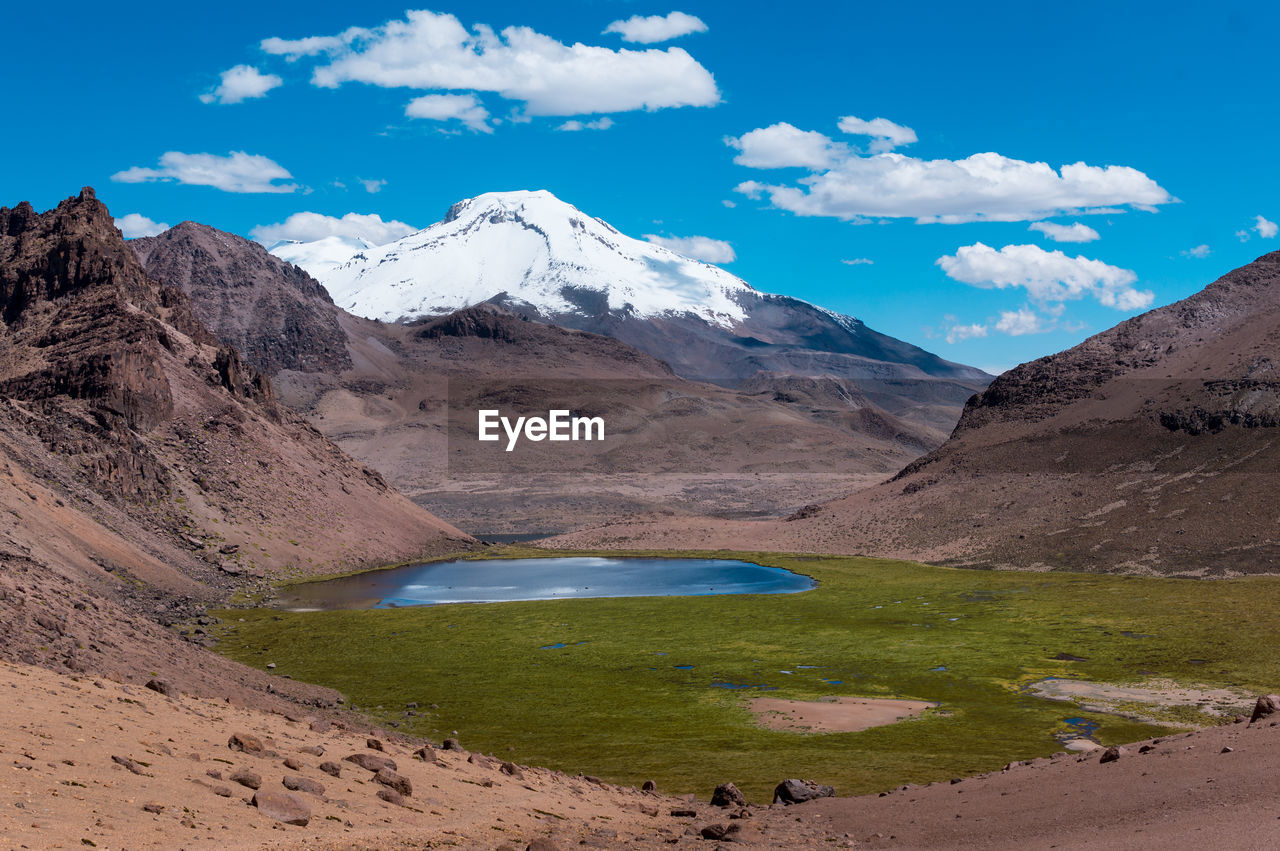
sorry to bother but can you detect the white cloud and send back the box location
[604,11,708,43]
[726,123,845,170]
[360,178,386,194]
[841,257,874,266]
[946,323,988,344]
[1029,221,1100,243]
[199,65,283,104]
[1182,244,1211,259]
[249,211,418,246]
[937,243,1152,311]
[730,118,1171,224]
[643,233,736,263]
[111,151,298,194]
[994,307,1046,336]
[405,93,492,132]
[721,199,736,208]
[557,117,614,131]
[114,213,170,239]
[1255,214,1278,239]
[836,115,917,152]
[261,9,719,118]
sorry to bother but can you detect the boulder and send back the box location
[230,768,262,790]
[642,780,657,793]
[144,678,178,698]
[252,790,311,826]
[375,767,413,796]
[282,775,325,796]
[319,761,342,778]
[1249,694,1280,724]
[376,788,405,806]
[343,752,397,773]
[413,745,435,761]
[500,761,524,779]
[772,778,835,805]
[1099,746,1122,764]
[283,757,302,770]
[366,737,385,751]
[442,738,464,751]
[700,823,740,841]
[142,801,165,814]
[711,782,746,808]
[228,733,264,754]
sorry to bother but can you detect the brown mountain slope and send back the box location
[134,226,958,535]
[0,188,471,694]
[552,252,1280,575]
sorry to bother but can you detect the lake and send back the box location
[275,556,816,610]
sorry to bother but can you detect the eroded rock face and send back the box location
[130,222,351,376]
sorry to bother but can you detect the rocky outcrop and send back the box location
[131,221,351,375]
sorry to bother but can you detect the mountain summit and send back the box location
[275,190,989,386]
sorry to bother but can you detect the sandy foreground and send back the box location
[5,657,1280,850]
[749,697,936,734]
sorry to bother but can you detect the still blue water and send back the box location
[276,556,816,610]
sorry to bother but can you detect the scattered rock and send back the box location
[252,790,311,826]
[670,808,698,818]
[211,785,233,797]
[374,767,413,797]
[500,761,524,779]
[218,562,242,576]
[228,733,264,754]
[365,737,384,752]
[413,745,435,761]
[711,782,747,808]
[298,746,324,757]
[282,775,325,796]
[110,755,149,776]
[442,738,463,751]
[773,778,835,805]
[642,780,657,792]
[308,720,331,734]
[700,823,740,841]
[1249,694,1280,724]
[142,802,165,814]
[319,761,342,778]
[1221,746,1234,754]
[283,757,303,771]
[230,768,262,790]
[343,753,397,773]
[526,839,560,851]
[219,543,239,554]
[469,753,497,769]
[1099,746,1122,764]
[376,788,405,806]
[144,678,178,698]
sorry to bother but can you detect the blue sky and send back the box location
[4,1,1278,373]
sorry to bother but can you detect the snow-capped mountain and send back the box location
[269,234,376,278]
[274,190,988,385]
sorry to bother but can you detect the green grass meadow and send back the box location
[213,549,1280,802]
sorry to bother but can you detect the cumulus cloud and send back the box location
[111,151,298,194]
[729,117,1172,224]
[836,115,917,152]
[260,9,719,118]
[937,243,1152,311]
[405,93,492,132]
[604,11,707,43]
[249,211,418,246]
[114,213,170,239]
[557,117,614,131]
[199,65,283,104]
[726,123,845,170]
[643,233,736,263]
[1182,244,1211,259]
[841,257,874,266]
[994,307,1046,336]
[1256,215,1278,239]
[946,323,988,344]
[1029,221,1100,243]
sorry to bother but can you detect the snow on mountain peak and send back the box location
[275,189,756,327]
